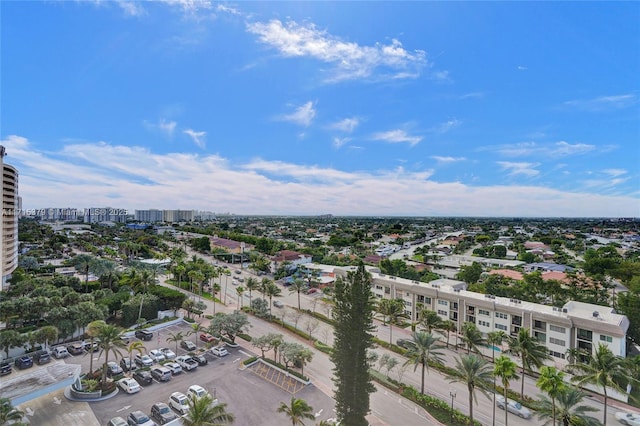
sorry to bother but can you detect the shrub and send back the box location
[243,356,258,365]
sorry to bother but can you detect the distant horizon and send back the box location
[3,2,638,217]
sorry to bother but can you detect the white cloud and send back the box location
[497,161,540,177]
[488,141,595,158]
[517,65,527,70]
[216,4,240,15]
[246,19,427,82]
[279,101,316,127]
[564,94,637,111]
[436,119,461,134]
[3,135,638,217]
[371,129,422,146]
[459,92,485,100]
[550,141,595,156]
[144,119,177,137]
[184,129,207,148]
[329,117,359,133]
[156,0,213,13]
[333,137,351,148]
[602,168,627,177]
[117,1,146,17]
[431,156,466,164]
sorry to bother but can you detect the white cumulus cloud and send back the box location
[372,129,422,146]
[279,101,316,127]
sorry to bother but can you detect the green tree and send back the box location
[188,322,207,348]
[439,319,457,349]
[567,343,628,425]
[449,354,493,425]
[0,330,24,359]
[536,387,600,426]
[536,366,567,426]
[0,397,25,426]
[456,262,483,285]
[403,331,444,394]
[166,331,184,354]
[95,323,126,385]
[86,320,105,374]
[263,281,282,318]
[460,322,484,354]
[245,277,260,309]
[277,397,315,426]
[494,355,519,426]
[486,331,507,363]
[126,341,145,377]
[331,263,376,426]
[377,298,405,345]
[289,279,307,310]
[508,328,550,397]
[419,309,443,333]
[71,253,96,291]
[182,394,235,426]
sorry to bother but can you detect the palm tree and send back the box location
[86,320,106,375]
[449,354,493,425]
[182,394,235,426]
[508,328,550,397]
[289,279,307,310]
[494,355,519,426]
[0,397,25,426]
[245,277,259,308]
[127,341,145,377]
[536,366,567,426]
[264,281,282,318]
[189,322,207,348]
[236,286,245,310]
[537,387,600,426]
[419,309,443,333]
[166,331,184,354]
[403,331,444,394]
[72,254,95,292]
[377,298,405,345]
[567,343,628,425]
[460,322,484,354]
[95,323,126,385]
[439,319,457,349]
[277,397,315,426]
[486,331,507,363]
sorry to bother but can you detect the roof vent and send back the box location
[592,311,599,318]
[562,308,568,313]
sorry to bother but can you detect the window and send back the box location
[437,310,447,316]
[577,329,593,342]
[384,287,390,294]
[452,302,458,310]
[495,324,507,331]
[479,309,490,316]
[549,337,565,347]
[438,300,448,306]
[600,335,612,343]
[424,297,432,304]
[478,320,490,327]
[549,325,566,333]
[404,301,412,307]
[495,312,508,320]
[549,350,565,359]
[375,285,383,290]
[406,292,411,297]
[533,320,546,330]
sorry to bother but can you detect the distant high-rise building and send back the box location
[135,209,164,222]
[0,146,19,290]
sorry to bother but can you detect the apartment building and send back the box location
[134,209,195,223]
[334,265,629,361]
[0,146,19,290]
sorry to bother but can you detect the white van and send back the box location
[53,346,70,359]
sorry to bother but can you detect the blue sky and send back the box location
[2,1,639,217]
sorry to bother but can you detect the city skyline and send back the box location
[2,1,639,217]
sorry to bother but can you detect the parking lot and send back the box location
[63,321,336,425]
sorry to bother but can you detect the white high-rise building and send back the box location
[0,146,19,290]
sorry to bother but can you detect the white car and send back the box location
[159,347,176,360]
[616,412,640,426]
[175,355,198,371]
[149,349,166,363]
[210,346,228,357]
[187,384,209,400]
[164,361,183,375]
[117,378,141,394]
[496,395,532,419]
[134,354,154,368]
[169,392,190,415]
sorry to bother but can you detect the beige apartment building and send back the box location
[333,265,629,362]
[0,146,19,290]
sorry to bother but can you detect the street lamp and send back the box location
[449,389,456,425]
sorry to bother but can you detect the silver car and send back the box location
[496,395,532,419]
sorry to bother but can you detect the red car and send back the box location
[199,333,216,343]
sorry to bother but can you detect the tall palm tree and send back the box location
[377,298,405,345]
[245,277,259,308]
[460,322,484,354]
[166,331,184,354]
[72,254,95,292]
[536,366,567,426]
[127,341,145,377]
[236,286,245,310]
[264,281,282,318]
[86,320,106,375]
[508,328,550,397]
[537,387,600,426]
[419,309,443,333]
[567,343,628,425]
[439,320,457,349]
[449,354,493,425]
[289,279,307,310]
[95,323,126,385]
[188,323,207,348]
[486,331,507,363]
[494,355,519,426]
[277,397,315,426]
[182,394,235,426]
[403,331,444,394]
[0,397,25,426]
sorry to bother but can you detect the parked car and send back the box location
[34,350,51,365]
[134,354,154,368]
[118,378,142,394]
[67,343,85,355]
[164,362,182,375]
[180,340,197,351]
[615,412,640,426]
[133,370,153,386]
[0,361,12,376]
[191,353,208,366]
[126,410,156,426]
[210,346,229,357]
[234,269,241,274]
[150,402,178,425]
[149,349,166,363]
[187,385,209,400]
[159,348,176,360]
[496,395,532,419]
[396,339,413,350]
[168,392,190,415]
[273,300,284,308]
[107,361,124,377]
[52,346,70,359]
[175,355,198,371]
[135,329,154,341]
[199,333,216,343]
[120,358,137,372]
[107,416,128,426]
[151,365,172,382]
[15,356,33,370]
[83,341,99,352]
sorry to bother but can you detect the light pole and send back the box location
[449,389,456,425]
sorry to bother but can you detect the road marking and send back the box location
[116,405,132,413]
[25,408,35,417]
[233,357,241,363]
[53,397,61,404]
[239,350,251,357]
[315,409,324,417]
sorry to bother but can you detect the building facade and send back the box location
[1,146,19,290]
